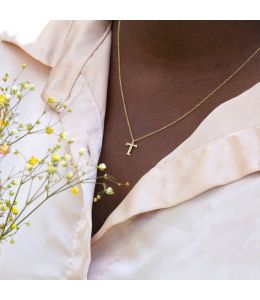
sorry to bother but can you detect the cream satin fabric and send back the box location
[0,21,111,279]
[0,21,260,279]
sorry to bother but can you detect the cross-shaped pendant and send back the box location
[126,140,137,156]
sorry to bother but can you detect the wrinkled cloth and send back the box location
[0,21,259,279]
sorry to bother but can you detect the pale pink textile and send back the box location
[0,21,259,279]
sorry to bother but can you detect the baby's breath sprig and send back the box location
[0,65,43,154]
[0,65,73,158]
[93,163,130,202]
[0,66,128,245]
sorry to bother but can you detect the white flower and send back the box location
[64,154,71,161]
[5,93,11,100]
[28,83,36,91]
[11,86,18,94]
[12,149,19,155]
[11,129,18,135]
[97,163,106,171]
[25,163,33,171]
[79,147,85,156]
[60,160,68,167]
[105,187,114,195]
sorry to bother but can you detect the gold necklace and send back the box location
[117,20,260,156]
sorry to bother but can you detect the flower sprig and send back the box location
[0,65,129,245]
[0,65,72,157]
[93,163,129,202]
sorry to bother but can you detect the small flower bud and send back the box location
[47,166,56,174]
[0,143,10,155]
[21,82,28,90]
[71,186,79,196]
[10,223,17,230]
[51,153,61,162]
[5,93,11,100]
[105,187,114,195]
[64,154,71,161]
[60,160,68,167]
[45,127,54,135]
[79,147,85,156]
[97,163,106,171]
[11,129,18,135]
[11,207,19,215]
[59,132,68,140]
[28,156,39,166]
[26,163,33,171]
[2,73,8,82]
[28,83,36,91]
[66,172,73,181]
[0,94,7,105]
[47,96,56,103]
[11,86,18,94]
[26,123,33,131]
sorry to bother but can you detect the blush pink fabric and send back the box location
[0,21,260,279]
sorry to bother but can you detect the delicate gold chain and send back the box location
[117,20,260,154]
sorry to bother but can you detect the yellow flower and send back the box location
[10,223,17,230]
[59,132,68,140]
[0,144,9,155]
[28,156,39,166]
[71,186,79,196]
[51,153,61,162]
[21,82,28,90]
[11,207,19,215]
[0,205,7,211]
[45,127,54,135]
[47,96,56,104]
[0,119,8,128]
[0,94,7,106]
[66,172,73,181]
[47,166,56,174]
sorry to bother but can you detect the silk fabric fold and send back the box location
[0,21,259,279]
